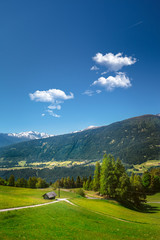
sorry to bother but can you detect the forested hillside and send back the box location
[0,115,159,169]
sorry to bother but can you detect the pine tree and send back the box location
[93,162,101,191]
[130,174,146,207]
[76,176,81,188]
[8,175,15,186]
[71,177,75,188]
[100,154,114,196]
[142,171,151,191]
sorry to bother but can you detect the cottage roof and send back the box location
[44,191,57,198]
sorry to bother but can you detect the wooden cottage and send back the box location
[43,191,57,200]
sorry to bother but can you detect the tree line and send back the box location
[0,175,49,188]
[54,154,160,207]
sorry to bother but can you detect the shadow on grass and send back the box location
[119,201,160,213]
[140,204,160,214]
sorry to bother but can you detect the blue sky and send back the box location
[0,0,159,135]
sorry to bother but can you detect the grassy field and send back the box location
[0,186,160,239]
[0,186,75,209]
[127,160,160,174]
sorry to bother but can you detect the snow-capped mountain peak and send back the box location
[8,131,54,140]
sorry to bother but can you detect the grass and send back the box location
[0,186,76,209]
[127,160,160,174]
[0,186,160,239]
[147,193,160,202]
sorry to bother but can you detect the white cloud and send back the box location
[101,71,108,75]
[96,90,101,94]
[29,89,74,103]
[47,109,60,118]
[82,90,94,96]
[48,104,61,110]
[29,88,74,118]
[90,65,99,71]
[92,72,131,91]
[93,52,136,72]
[82,89,102,96]
[41,113,45,117]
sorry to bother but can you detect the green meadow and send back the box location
[0,186,160,240]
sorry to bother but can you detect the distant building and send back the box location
[43,191,57,200]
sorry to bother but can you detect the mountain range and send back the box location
[0,114,159,170]
[0,131,53,147]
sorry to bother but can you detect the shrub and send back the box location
[76,188,85,197]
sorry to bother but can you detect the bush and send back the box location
[76,188,85,197]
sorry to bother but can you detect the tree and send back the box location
[8,175,15,186]
[28,177,38,188]
[142,171,151,191]
[0,177,5,185]
[63,177,68,188]
[71,177,75,188]
[93,162,101,191]
[67,177,71,188]
[100,154,116,197]
[85,176,93,190]
[76,176,81,188]
[36,178,48,188]
[115,173,131,201]
[60,177,64,188]
[130,174,146,207]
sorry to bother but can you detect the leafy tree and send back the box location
[93,162,101,191]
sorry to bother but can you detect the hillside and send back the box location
[0,114,160,169]
[0,186,160,240]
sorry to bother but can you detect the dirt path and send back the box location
[0,198,76,213]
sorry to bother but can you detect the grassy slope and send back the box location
[0,187,160,240]
[0,186,75,209]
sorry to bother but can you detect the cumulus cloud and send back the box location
[29,88,74,118]
[93,52,136,72]
[92,72,131,91]
[29,89,74,103]
[90,65,99,71]
[41,113,45,117]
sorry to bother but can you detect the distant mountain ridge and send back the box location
[8,131,53,140]
[0,131,53,147]
[0,114,159,169]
